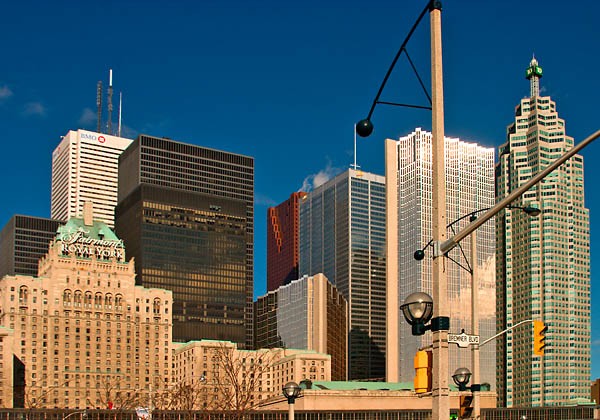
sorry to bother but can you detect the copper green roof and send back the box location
[306,381,459,392]
[56,217,121,243]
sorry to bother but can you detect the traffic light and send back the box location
[459,395,473,419]
[533,320,547,356]
[414,350,432,393]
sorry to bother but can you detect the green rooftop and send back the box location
[57,217,121,243]
[306,381,459,392]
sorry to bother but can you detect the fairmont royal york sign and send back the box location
[60,228,124,259]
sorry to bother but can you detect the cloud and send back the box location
[78,107,97,127]
[255,193,277,207]
[592,339,600,347]
[0,85,12,100]
[119,124,138,139]
[22,101,46,117]
[299,161,340,192]
[539,86,547,94]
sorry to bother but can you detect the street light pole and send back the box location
[470,226,480,419]
[429,2,449,420]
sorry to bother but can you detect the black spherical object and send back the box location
[356,119,374,137]
[414,250,425,261]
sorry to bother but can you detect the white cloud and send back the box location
[78,107,97,127]
[592,339,600,347]
[299,161,340,192]
[539,86,547,93]
[255,193,276,207]
[22,101,46,117]
[0,85,13,100]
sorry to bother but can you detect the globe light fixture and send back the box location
[356,119,374,137]
[452,367,472,391]
[282,381,301,402]
[400,292,434,335]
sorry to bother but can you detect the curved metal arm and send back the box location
[365,1,432,120]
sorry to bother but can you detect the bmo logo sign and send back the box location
[81,132,107,144]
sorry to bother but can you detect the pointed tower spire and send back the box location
[525,55,543,98]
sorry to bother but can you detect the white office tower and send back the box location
[385,128,495,387]
[51,129,132,227]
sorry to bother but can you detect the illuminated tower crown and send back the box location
[525,56,543,98]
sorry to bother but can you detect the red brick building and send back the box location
[267,192,306,291]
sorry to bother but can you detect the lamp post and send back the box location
[400,292,434,336]
[282,382,301,420]
[452,367,472,392]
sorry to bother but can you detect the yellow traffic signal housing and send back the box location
[414,350,432,393]
[459,395,473,418]
[534,320,547,356]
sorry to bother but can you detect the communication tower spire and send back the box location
[107,69,113,135]
[525,55,543,98]
[96,81,103,133]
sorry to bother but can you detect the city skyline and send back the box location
[1,1,600,377]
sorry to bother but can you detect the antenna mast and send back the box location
[352,124,360,170]
[107,69,113,135]
[96,81,103,133]
[118,92,122,137]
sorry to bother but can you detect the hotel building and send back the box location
[385,129,495,385]
[495,59,590,406]
[299,169,386,380]
[0,203,172,409]
[254,273,347,380]
[51,130,132,228]
[115,135,254,347]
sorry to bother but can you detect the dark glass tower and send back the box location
[116,135,254,347]
[0,215,63,278]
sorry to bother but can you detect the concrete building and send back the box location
[385,129,495,385]
[0,216,63,278]
[299,169,386,380]
[0,203,172,409]
[51,130,132,228]
[267,192,306,292]
[173,340,331,408]
[115,135,254,348]
[495,59,590,406]
[254,273,347,380]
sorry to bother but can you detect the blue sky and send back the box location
[1,1,600,377]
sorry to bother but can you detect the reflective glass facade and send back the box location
[391,129,495,386]
[0,215,63,277]
[496,62,590,406]
[116,134,253,346]
[299,169,385,380]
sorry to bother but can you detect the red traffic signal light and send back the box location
[533,320,547,356]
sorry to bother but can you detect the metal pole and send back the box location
[471,229,480,419]
[429,3,449,420]
[288,401,294,420]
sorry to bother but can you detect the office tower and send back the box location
[0,203,172,409]
[495,59,590,406]
[0,215,63,277]
[115,135,254,347]
[385,128,495,385]
[51,129,133,228]
[254,273,348,380]
[299,169,385,380]
[267,192,306,292]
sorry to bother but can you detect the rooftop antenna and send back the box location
[351,124,360,170]
[107,69,113,135]
[96,81,103,133]
[118,92,122,137]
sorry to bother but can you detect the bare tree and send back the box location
[207,343,279,418]
[96,376,143,410]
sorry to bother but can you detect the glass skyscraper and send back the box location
[385,129,495,386]
[495,59,590,406]
[299,169,386,380]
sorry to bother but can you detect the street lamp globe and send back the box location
[523,205,541,217]
[452,367,472,391]
[356,119,374,137]
[282,381,301,399]
[401,292,433,324]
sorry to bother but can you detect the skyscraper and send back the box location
[267,192,306,292]
[385,129,495,385]
[254,273,348,380]
[51,129,132,227]
[115,135,254,347]
[299,169,386,380]
[495,59,590,406]
[0,215,63,277]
